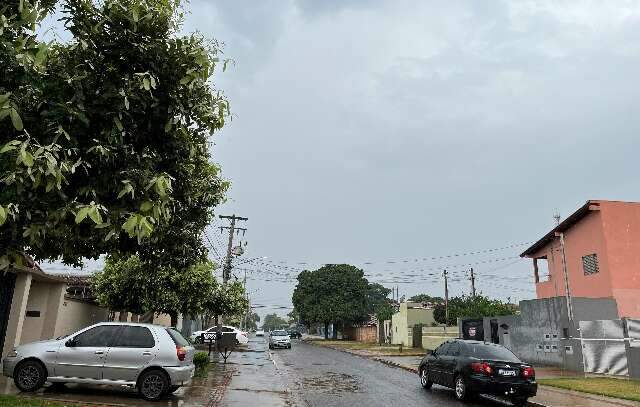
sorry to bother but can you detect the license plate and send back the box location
[499,369,516,376]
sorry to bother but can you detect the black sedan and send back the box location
[287,329,302,339]
[418,339,537,406]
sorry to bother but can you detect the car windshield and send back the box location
[272,330,288,336]
[465,343,520,362]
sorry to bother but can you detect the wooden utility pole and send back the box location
[469,267,476,297]
[443,269,449,332]
[219,214,248,283]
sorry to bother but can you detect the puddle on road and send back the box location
[299,372,361,395]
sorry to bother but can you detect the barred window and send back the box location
[582,254,599,275]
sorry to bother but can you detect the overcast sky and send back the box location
[46,1,640,320]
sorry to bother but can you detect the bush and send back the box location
[193,352,209,370]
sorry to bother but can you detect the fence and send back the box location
[421,326,458,350]
[343,326,378,343]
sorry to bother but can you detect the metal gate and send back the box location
[579,319,628,376]
[0,272,17,356]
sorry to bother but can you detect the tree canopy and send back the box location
[408,294,444,304]
[262,313,288,331]
[292,264,369,339]
[433,295,517,326]
[0,0,228,271]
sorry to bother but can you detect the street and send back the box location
[271,339,499,407]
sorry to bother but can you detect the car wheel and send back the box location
[194,337,202,344]
[419,368,433,389]
[138,369,169,401]
[14,360,47,393]
[511,397,528,407]
[454,375,471,401]
[287,344,292,349]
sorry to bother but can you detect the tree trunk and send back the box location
[119,310,128,322]
[170,312,178,328]
[332,323,338,340]
[324,322,329,339]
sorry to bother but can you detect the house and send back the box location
[0,260,109,366]
[521,200,640,318]
[391,301,435,347]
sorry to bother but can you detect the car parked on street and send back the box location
[2,322,195,401]
[255,330,265,337]
[418,339,537,406]
[268,330,291,349]
[190,325,248,345]
[287,329,302,339]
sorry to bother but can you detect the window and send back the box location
[465,343,520,362]
[534,257,550,282]
[166,328,190,347]
[435,342,450,356]
[562,328,569,338]
[74,325,120,347]
[447,342,461,356]
[582,254,599,275]
[112,326,155,348]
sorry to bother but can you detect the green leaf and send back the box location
[164,120,172,133]
[122,215,138,234]
[114,117,123,132]
[140,201,153,212]
[179,76,191,85]
[149,76,156,89]
[75,207,90,224]
[0,93,10,105]
[89,206,103,224]
[0,140,20,154]
[124,96,129,110]
[0,206,6,226]
[104,229,117,242]
[132,9,139,22]
[10,108,23,131]
[22,151,33,167]
[0,255,9,270]
[142,77,150,91]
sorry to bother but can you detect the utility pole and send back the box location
[469,267,476,297]
[219,214,248,282]
[443,269,449,332]
[557,232,574,321]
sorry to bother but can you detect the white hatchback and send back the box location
[190,325,249,345]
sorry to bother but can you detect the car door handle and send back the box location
[142,351,152,356]
[95,350,104,355]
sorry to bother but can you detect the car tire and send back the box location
[287,344,292,349]
[138,369,169,401]
[14,360,47,393]
[454,375,472,402]
[419,368,433,389]
[511,397,528,407]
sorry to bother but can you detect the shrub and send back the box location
[193,352,209,370]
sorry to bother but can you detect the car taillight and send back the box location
[176,346,186,361]
[471,362,493,376]
[522,366,535,378]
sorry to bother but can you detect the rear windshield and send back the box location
[465,343,520,362]
[272,330,288,336]
[166,328,190,346]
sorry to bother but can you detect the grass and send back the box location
[538,377,640,402]
[0,395,70,407]
[310,340,427,356]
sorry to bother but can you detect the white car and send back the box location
[268,330,291,349]
[255,330,265,337]
[190,325,249,345]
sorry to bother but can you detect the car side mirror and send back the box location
[65,338,76,347]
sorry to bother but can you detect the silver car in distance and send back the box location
[2,322,195,401]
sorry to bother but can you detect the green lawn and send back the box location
[0,395,70,407]
[310,340,427,356]
[538,377,640,402]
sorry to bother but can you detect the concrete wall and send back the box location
[54,298,109,338]
[391,303,435,346]
[20,281,52,344]
[344,326,377,343]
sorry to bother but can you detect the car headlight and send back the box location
[7,350,18,358]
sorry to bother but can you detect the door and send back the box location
[54,325,119,379]
[441,342,460,387]
[0,272,16,356]
[430,342,450,384]
[103,326,158,382]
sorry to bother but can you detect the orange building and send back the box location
[521,200,640,319]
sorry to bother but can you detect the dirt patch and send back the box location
[299,372,361,394]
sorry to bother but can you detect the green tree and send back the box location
[433,295,517,326]
[287,309,300,325]
[201,279,248,326]
[366,283,391,315]
[408,294,444,304]
[92,255,219,326]
[0,0,229,271]
[262,313,288,332]
[292,264,369,339]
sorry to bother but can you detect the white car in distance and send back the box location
[190,325,248,345]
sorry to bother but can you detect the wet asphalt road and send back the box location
[272,340,498,407]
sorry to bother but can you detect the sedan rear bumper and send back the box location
[467,375,537,398]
